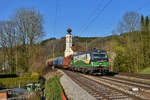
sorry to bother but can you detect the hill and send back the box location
[41,30,150,74]
[40,35,120,58]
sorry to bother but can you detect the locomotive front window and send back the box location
[93,53,107,59]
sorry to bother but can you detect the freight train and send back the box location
[47,49,109,75]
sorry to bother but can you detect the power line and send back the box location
[78,0,104,35]
[136,1,150,11]
[87,0,104,22]
[79,0,112,34]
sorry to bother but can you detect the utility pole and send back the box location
[52,41,55,58]
[85,40,88,51]
[52,0,58,59]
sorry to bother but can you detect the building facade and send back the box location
[64,28,73,57]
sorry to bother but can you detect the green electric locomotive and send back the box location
[70,48,109,75]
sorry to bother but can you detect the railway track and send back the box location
[83,75,150,99]
[118,73,150,80]
[101,76,150,91]
[63,70,148,100]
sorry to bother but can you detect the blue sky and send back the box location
[0,0,150,39]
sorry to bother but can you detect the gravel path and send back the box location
[59,70,97,100]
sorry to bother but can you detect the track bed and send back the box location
[63,70,149,100]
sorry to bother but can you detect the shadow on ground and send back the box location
[105,72,118,76]
[0,74,18,78]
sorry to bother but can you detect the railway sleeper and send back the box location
[105,94,125,97]
[108,96,129,99]
[95,97,103,99]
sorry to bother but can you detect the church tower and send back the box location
[65,28,73,57]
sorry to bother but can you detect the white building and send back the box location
[64,28,74,57]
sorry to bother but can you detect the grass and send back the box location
[45,74,63,100]
[0,72,40,88]
[137,67,150,75]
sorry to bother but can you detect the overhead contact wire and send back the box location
[79,0,112,34]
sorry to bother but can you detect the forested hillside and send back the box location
[0,10,150,75]
[42,12,150,73]
[110,13,150,73]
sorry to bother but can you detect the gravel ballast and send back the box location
[59,70,97,100]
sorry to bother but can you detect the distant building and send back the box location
[0,90,8,100]
[1,61,9,71]
[0,89,27,100]
[64,28,74,57]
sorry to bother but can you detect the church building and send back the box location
[64,28,74,57]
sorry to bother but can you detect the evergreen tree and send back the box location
[141,15,144,31]
[145,16,149,32]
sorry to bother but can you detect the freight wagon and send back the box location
[47,49,109,75]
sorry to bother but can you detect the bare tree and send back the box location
[0,22,8,73]
[117,12,142,72]
[0,8,44,74]
[12,8,44,72]
[118,12,140,33]
[0,21,17,73]
[13,8,44,46]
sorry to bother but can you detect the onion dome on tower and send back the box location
[67,28,72,35]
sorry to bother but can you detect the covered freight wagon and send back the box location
[62,55,72,68]
[57,57,64,68]
[47,55,72,68]
[46,60,53,66]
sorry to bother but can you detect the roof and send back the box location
[0,89,11,93]
[0,88,28,93]
[12,88,27,93]
[66,32,72,35]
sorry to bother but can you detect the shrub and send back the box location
[45,75,63,100]
[0,74,40,88]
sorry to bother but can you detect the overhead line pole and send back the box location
[53,0,59,58]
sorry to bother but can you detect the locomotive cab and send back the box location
[90,50,109,75]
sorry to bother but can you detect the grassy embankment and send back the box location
[115,67,150,84]
[0,72,40,88]
[137,67,150,74]
[45,73,64,100]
